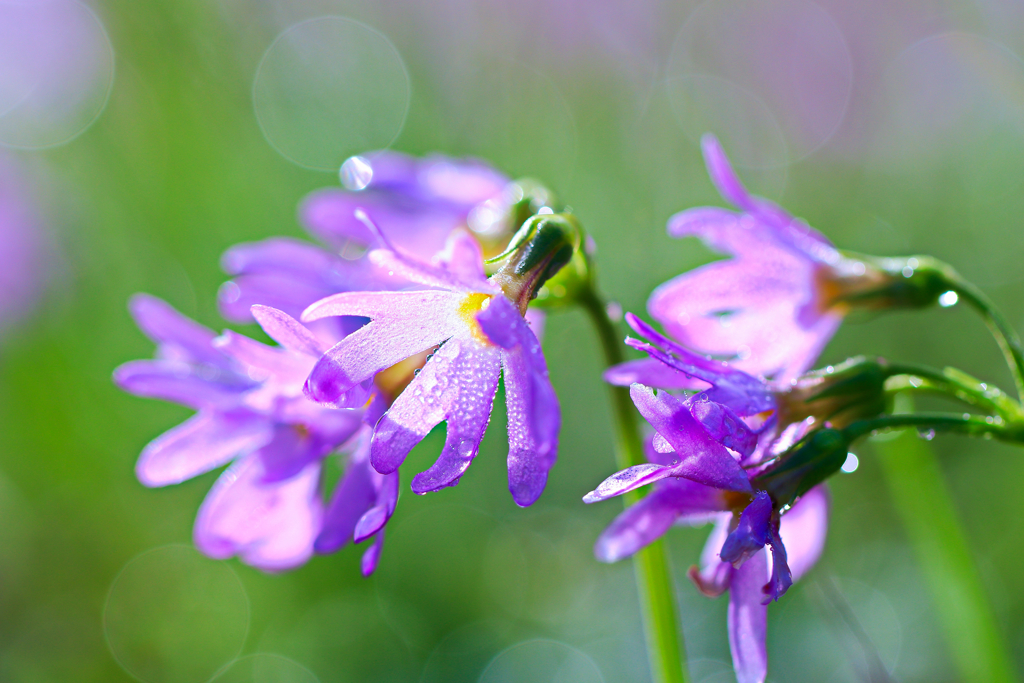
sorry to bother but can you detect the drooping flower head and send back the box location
[302,213,574,506]
[650,134,954,383]
[589,313,836,683]
[114,295,396,574]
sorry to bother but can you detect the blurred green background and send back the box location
[3,0,1024,681]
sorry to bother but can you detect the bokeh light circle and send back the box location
[208,654,319,683]
[667,0,852,164]
[874,32,1024,162]
[0,0,115,149]
[253,16,410,171]
[104,544,250,683]
[478,639,604,683]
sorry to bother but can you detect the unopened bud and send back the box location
[776,356,889,429]
[818,254,954,313]
[489,213,582,313]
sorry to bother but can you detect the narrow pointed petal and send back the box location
[361,531,385,577]
[407,337,501,493]
[629,384,751,492]
[701,134,755,212]
[721,491,772,565]
[500,315,560,507]
[604,357,709,391]
[594,479,726,562]
[728,548,770,683]
[687,397,758,459]
[765,526,793,603]
[315,439,377,554]
[113,359,253,410]
[128,294,225,367]
[779,485,829,582]
[583,463,671,503]
[251,305,327,358]
[354,471,399,542]
[367,247,490,293]
[213,331,306,380]
[434,228,488,285]
[303,291,462,404]
[688,514,734,597]
[194,457,322,572]
[135,411,271,487]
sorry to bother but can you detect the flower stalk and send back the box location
[578,283,688,683]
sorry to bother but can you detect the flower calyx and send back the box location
[775,356,889,430]
[752,428,849,509]
[817,254,958,315]
[488,212,583,314]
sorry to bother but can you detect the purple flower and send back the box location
[219,151,514,332]
[114,295,397,574]
[301,228,559,507]
[648,134,847,382]
[591,313,829,683]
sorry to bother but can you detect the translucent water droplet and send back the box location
[938,290,959,307]
[840,452,859,473]
[457,441,475,459]
[917,428,935,441]
[340,155,373,190]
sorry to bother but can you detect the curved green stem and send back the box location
[843,412,1020,444]
[578,285,688,683]
[883,363,1021,419]
[949,277,1024,401]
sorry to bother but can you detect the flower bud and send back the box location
[489,212,582,313]
[818,254,955,313]
[775,356,889,430]
[753,428,849,508]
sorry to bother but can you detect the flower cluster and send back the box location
[116,152,564,573]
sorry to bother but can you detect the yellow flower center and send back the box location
[457,292,495,345]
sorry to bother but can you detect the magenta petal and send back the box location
[128,294,225,367]
[476,296,520,349]
[409,338,502,493]
[701,134,755,212]
[135,411,271,487]
[583,463,672,503]
[361,531,385,577]
[303,291,462,404]
[728,548,770,683]
[604,357,709,391]
[194,456,323,572]
[501,317,560,507]
[629,384,751,493]
[779,485,829,582]
[252,305,327,358]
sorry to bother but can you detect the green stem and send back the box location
[949,277,1024,401]
[871,414,1018,682]
[843,412,1020,444]
[883,363,1021,419]
[578,285,688,683]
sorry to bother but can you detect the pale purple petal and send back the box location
[701,134,755,212]
[353,470,399,542]
[720,491,772,565]
[213,331,306,380]
[524,308,546,341]
[583,463,673,503]
[500,313,560,507]
[194,456,322,572]
[779,485,829,582]
[251,305,327,358]
[688,514,734,597]
[433,228,488,285]
[476,295,519,349]
[594,479,726,562]
[113,359,253,410]
[128,294,226,367]
[388,336,501,491]
[135,411,272,487]
[256,414,361,483]
[629,384,751,493]
[728,548,769,683]
[604,357,710,391]
[303,291,463,404]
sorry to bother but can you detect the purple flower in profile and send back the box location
[589,313,829,683]
[114,295,397,574]
[648,134,847,382]
[302,227,560,507]
[219,151,513,332]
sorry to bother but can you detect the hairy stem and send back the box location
[578,285,688,683]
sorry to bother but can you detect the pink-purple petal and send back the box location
[194,456,322,572]
[361,531,385,577]
[252,305,327,358]
[135,411,272,487]
[720,491,772,565]
[603,357,709,391]
[728,548,770,683]
[688,514,734,597]
[582,463,673,503]
[128,294,225,368]
[113,359,253,410]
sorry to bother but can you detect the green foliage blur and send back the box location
[2,1,1024,681]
